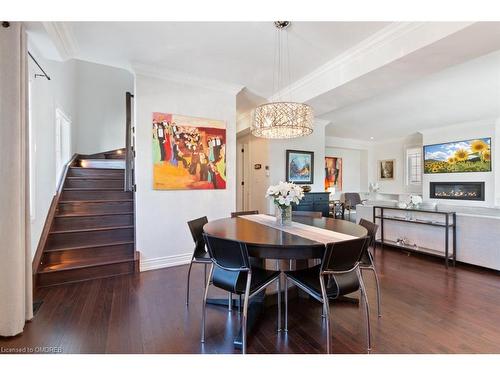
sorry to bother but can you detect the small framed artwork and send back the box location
[286,150,314,185]
[378,159,395,180]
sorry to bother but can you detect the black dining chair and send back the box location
[201,233,281,354]
[291,211,322,218]
[358,218,382,317]
[283,237,371,353]
[186,217,212,306]
[186,216,233,310]
[230,210,259,218]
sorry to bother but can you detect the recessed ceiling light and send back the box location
[370,137,374,140]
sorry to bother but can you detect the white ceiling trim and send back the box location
[132,62,244,96]
[42,22,79,60]
[269,21,475,104]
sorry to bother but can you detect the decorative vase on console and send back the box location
[407,195,423,210]
[369,182,380,200]
[266,181,304,226]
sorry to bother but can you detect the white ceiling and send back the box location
[58,21,389,98]
[26,21,500,141]
[324,48,500,140]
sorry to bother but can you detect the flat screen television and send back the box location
[423,137,491,174]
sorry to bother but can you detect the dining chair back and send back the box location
[321,237,368,274]
[231,210,259,218]
[187,216,209,257]
[292,211,322,218]
[203,234,251,272]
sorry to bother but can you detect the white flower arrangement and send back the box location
[266,181,304,208]
[410,195,423,206]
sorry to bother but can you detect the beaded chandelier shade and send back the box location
[251,21,314,139]
[253,101,314,139]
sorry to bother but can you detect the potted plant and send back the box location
[265,181,304,226]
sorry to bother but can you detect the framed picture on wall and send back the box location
[286,150,314,185]
[325,157,342,191]
[378,159,395,180]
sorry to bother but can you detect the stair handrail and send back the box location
[124,92,134,192]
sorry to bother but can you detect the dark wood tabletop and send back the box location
[203,216,367,260]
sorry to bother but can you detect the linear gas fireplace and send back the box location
[430,181,485,201]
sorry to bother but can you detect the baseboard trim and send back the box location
[140,252,192,272]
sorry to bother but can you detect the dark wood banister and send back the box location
[124,92,134,192]
[32,153,79,290]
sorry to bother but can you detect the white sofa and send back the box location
[356,202,500,271]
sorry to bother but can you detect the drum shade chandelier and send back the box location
[251,21,314,139]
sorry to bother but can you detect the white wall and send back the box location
[369,133,423,195]
[135,74,237,269]
[264,121,326,213]
[27,45,135,258]
[74,60,134,154]
[421,119,496,207]
[28,47,77,256]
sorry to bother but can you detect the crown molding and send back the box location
[314,118,331,128]
[42,22,79,61]
[132,62,244,96]
[269,21,474,103]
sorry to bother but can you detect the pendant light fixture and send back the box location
[251,21,314,139]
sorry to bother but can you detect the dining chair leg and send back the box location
[357,268,372,352]
[228,292,233,311]
[201,264,214,343]
[284,276,288,332]
[276,260,281,332]
[204,263,207,288]
[241,273,252,354]
[367,250,382,318]
[277,276,282,332]
[319,276,330,354]
[186,261,193,306]
[371,266,382,317]
[239,295,242,315]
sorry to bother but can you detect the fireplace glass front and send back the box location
[429,182,485,201]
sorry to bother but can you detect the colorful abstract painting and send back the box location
[286,150,314,185]
[152,113,226,190]
[424,138,491,174]
[325,157,342,191]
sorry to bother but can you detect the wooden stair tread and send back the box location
[66,176,123,180]
[63,188,124,191]
[70,166,124,171]
[55,211,134,218]
[39,256,135,273]
[59,199,133,203]
[35,149,137,288]
[50,225,134,235]
[44,240,135,253]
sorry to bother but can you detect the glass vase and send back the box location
[275,205,292,226]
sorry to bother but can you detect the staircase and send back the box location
[36,150,139,287]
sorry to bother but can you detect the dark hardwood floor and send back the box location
[1,247,500,354]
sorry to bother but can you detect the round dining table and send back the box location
[203,214,368,350]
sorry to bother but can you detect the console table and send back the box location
[373,206,456,268]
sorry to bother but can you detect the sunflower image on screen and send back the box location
[152,112,226,190]
[424,138,491,174]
